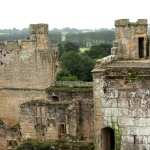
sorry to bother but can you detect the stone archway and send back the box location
[101,127,115,150]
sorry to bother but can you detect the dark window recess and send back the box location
[146,39,149,57]
[7,140,18,148]
[58,124,66,139]
[138,37,144,58]
[133,135,137,144]
[51,93,59,101]
[101,127,115,150]
[52,95,59,101]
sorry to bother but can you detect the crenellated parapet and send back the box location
[115,19,147,27]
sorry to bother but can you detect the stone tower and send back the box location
[30,24,49,50]
[114,19,149,59]
[93,19,150,150]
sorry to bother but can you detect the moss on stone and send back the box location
[126,70,144,82]
[0,119,5,128]
[46,86,92,93]
[111,119,122,150]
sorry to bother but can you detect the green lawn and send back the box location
[80,47,89,53]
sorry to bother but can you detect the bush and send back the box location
[56,70,78,81]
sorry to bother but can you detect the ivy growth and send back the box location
[111,118,122,150]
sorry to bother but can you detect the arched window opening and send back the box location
[52,95,59,101]
[101,127,115,150]
[51,93,59,101]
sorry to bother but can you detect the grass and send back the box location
[80,47,89,53]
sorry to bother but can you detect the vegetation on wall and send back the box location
[126,70,144,83]
[46,85,92,93]
[0,119,5,128]
[16,139,94,150]
[111,119,122,150]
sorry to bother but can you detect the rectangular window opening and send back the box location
[58,123,66,139]
[146,39,149,57]
[133,135,137,144]
[138,37,144,58]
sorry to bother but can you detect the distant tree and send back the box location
[79,54,95,81]
[58,42,79,56]
[60,51,95,81]
[86,43,112,59]
[66,29,115,47]
[48,31,61,43]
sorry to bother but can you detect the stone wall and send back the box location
[0,23,59,150]
[0,23,59,124]
[0,24,59,89]
[93,68,150,150]
[19,86,94,143]
[0,84,93,149]
[0,89,47,126]
[55,81,92,87]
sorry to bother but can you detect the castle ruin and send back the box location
[93,19,150,150]
[0,24,93,150]
[1,19,150,150]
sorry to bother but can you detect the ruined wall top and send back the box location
[115,19,148,27]
[0,23,59,89]
[30,23,48,34]
[29,23,49,50]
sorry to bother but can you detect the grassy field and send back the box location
[80,47,89,53]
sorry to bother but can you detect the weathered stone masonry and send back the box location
[0,23,59,150]
[0,23,94,150]
[93,19,150,150]
[19,85,94,142]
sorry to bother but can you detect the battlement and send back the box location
[30,23,48,34]
[115,19,148,27]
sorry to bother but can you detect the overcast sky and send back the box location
[0,0,149,29]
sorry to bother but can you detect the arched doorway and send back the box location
[101,127,115,150]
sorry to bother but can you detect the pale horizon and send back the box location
[0,0,149,29]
